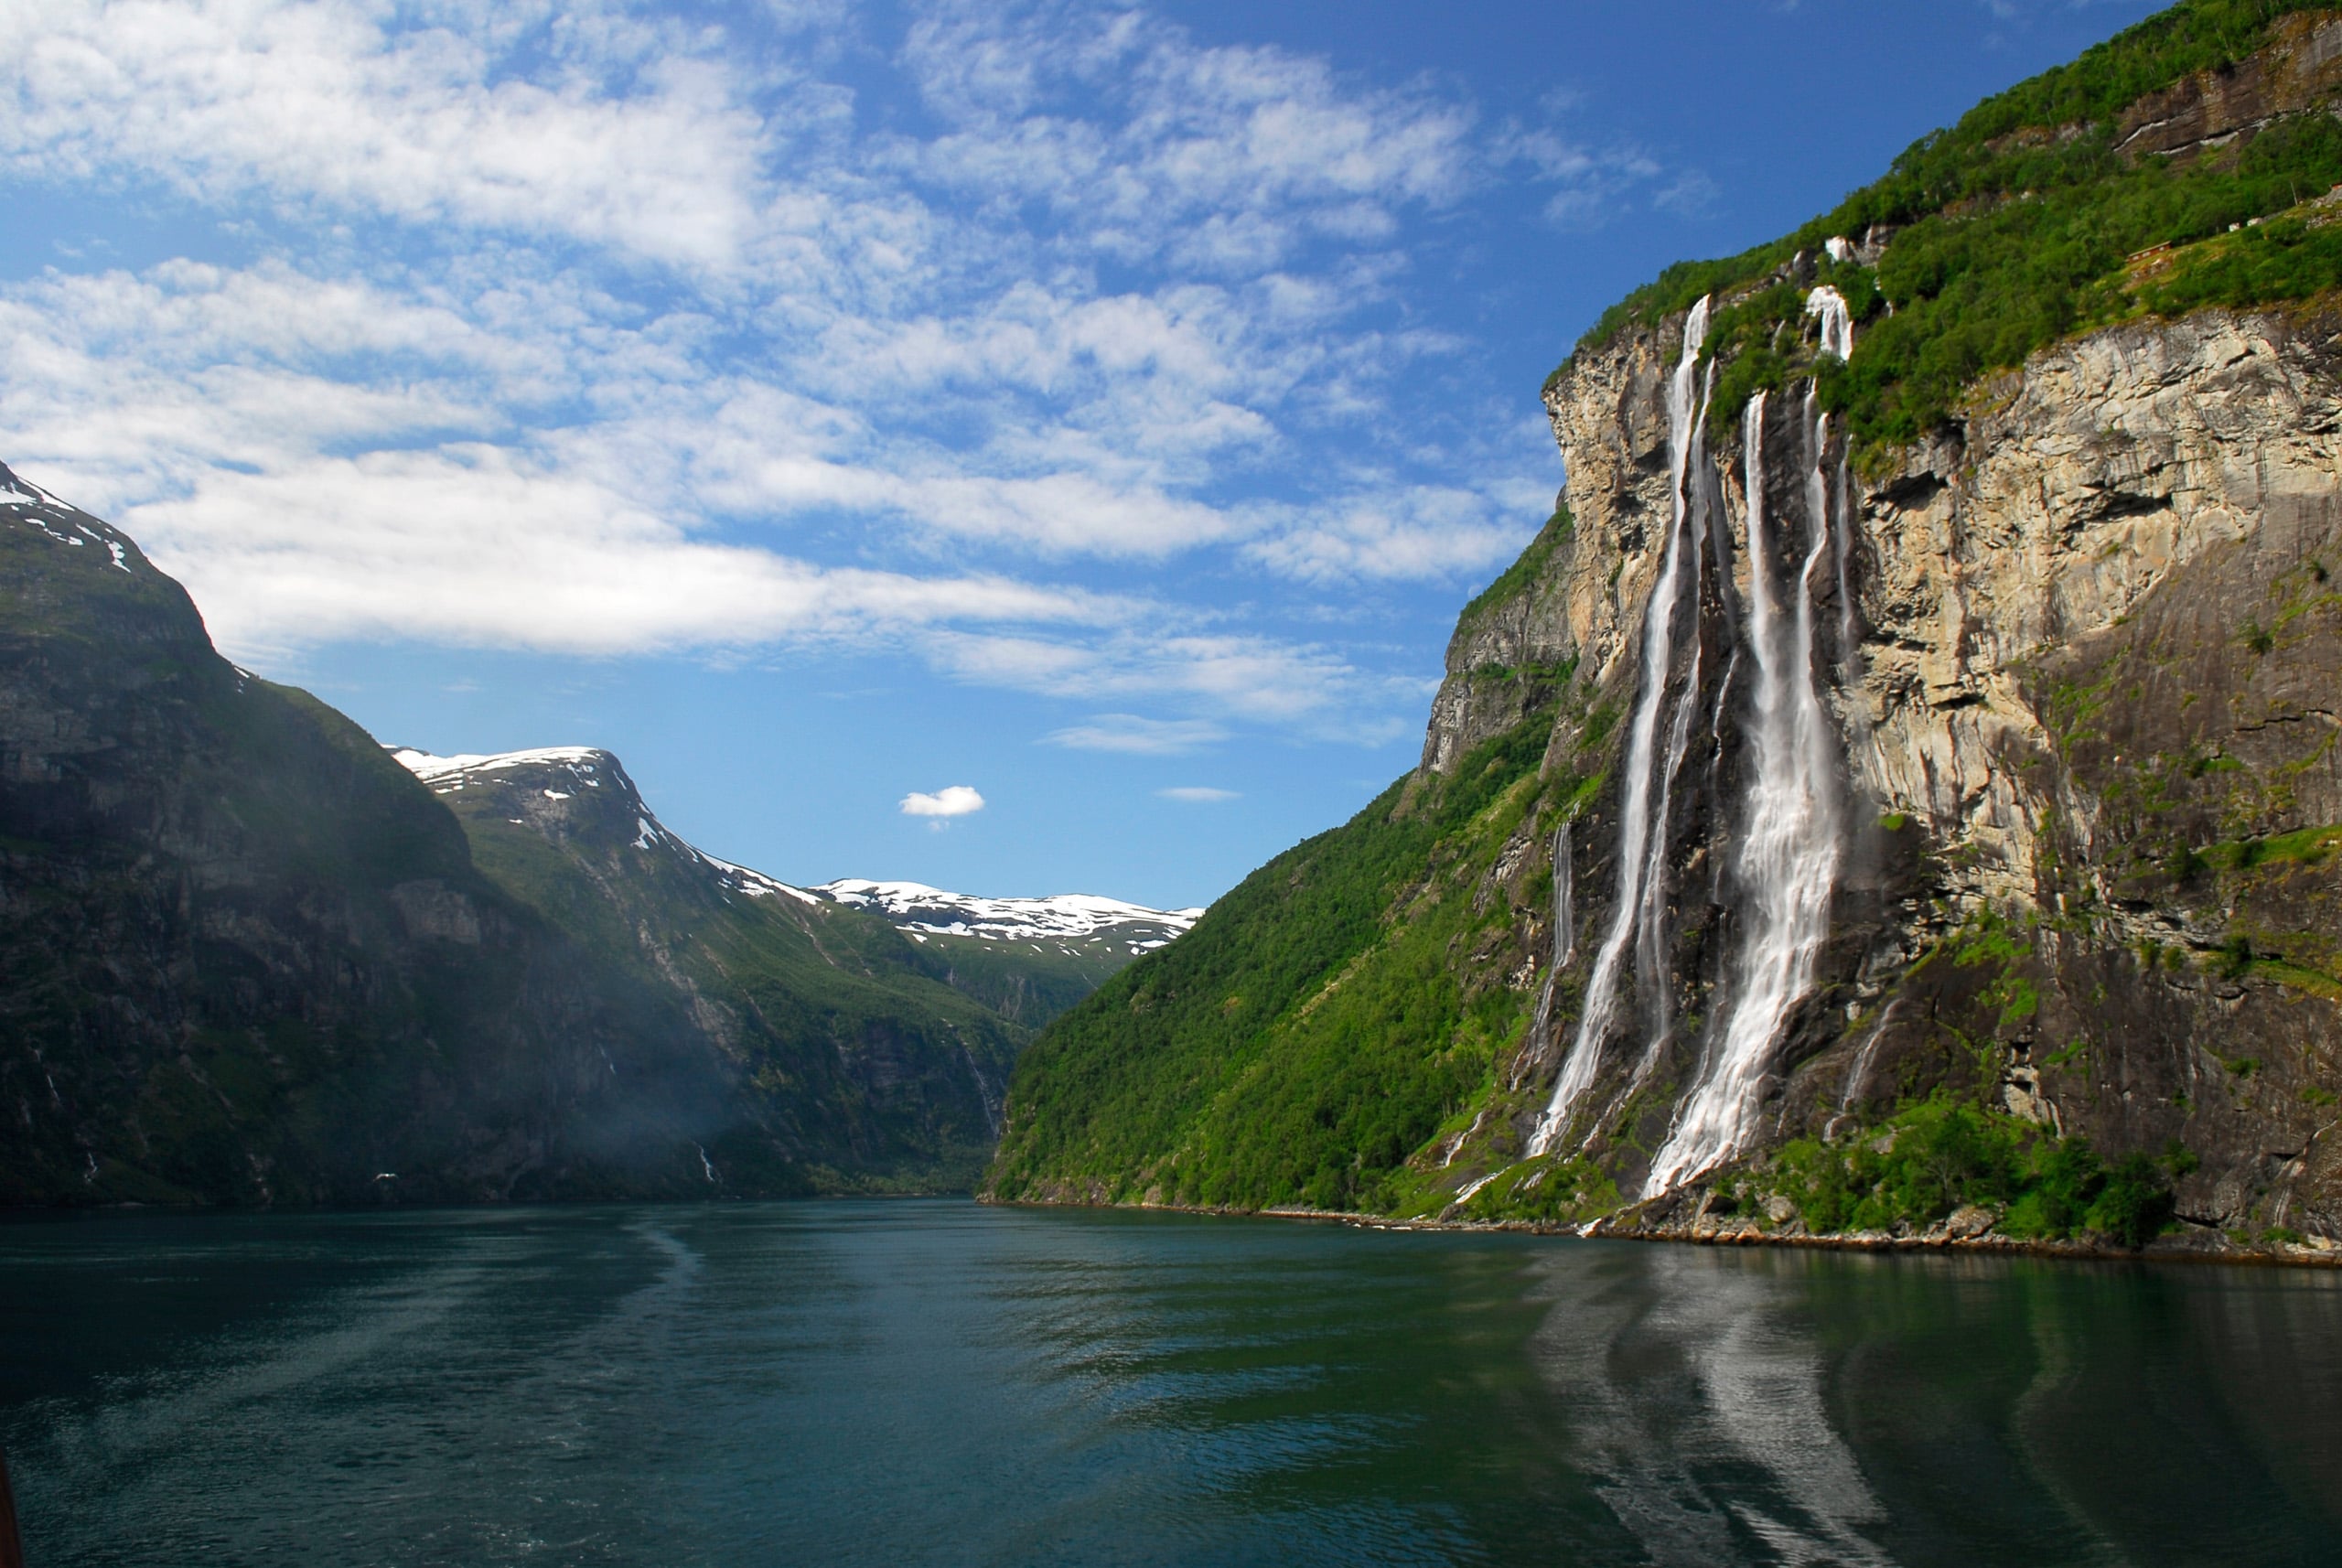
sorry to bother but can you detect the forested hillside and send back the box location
[988,0,2342,1261]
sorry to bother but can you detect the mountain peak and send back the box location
[811,878,1200,952]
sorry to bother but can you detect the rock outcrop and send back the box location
[0,467,1032,1206]
[1417,298,2342,1246]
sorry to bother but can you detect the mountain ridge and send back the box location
[388,743,1198,1039]
[987,0,2342,1262]
[0,467,1185,1207]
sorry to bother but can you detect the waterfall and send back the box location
[1808,286,1862,668]
[1552,819,1574,971]
[1530,297,1713,1157]
[1646,292,1851,1194]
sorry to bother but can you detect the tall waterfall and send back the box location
[1645,289,1851,1194]
[1809,287,1860,668]
[1530,298,1714,1157]
[1552,819,1575,971]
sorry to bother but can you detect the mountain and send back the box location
[0,463,750,1206]
[988,0,2342,1260]
[394,747,1196,1034]
[0,466,1155,1206]
[809,880,1201,1026]
[385,745,1029,1192]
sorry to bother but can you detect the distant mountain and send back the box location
[383,745,1041,1192]
[0,463,749,1206]
[391,749,1192,1033]
[0,462,1191,1207]
[810,880,1200,1026]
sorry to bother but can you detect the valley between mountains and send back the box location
[0,459,1193,1206]
[12,0,2342,1272]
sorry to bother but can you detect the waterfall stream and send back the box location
[1645,289,1851,1194]
[1552,820,1574,972]
[1528,286,1856,1186]
[1530,298,1714,1157]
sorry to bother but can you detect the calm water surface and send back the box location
[2,1199,2338,1566]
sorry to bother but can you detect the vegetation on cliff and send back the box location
[990,0,2342,1253]
[1563,0,2342,452]
[988,703,1579,1211]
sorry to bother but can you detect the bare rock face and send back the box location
[1459,302,2342,1240]
[2114,12,2342,160]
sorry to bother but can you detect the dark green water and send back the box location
[3,1202,2339,1566]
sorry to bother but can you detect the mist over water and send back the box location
[4,1203,2340,1567]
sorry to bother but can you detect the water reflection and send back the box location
[1,1206,2338,1566]
[1528,1248,1890,1565]
[1526,1243,2342,1566]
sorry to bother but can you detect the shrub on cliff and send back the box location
[1766,1096,2185,1248]
[1561,1,2342,454]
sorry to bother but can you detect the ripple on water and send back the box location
[2,1202,2339,1566]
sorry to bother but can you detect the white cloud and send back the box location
[0,2,792,274]
[1043,714,1228,754]
[113,449,1121,660]
[1157,785,1238,802]
[0,0,1586,752]
[1246,485,1538,584]
[901,784,985,818]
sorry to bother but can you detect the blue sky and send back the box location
[0,0,2160,908]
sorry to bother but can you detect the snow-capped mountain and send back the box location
[811,880,1202,956]
[391,747,1199,959]
[389,744,1197,1033]
[391,745,819,905]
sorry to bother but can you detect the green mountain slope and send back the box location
[395,748,1025,1191]
[985,0,2342,1256]
[990,707,1581,1210]
[1571,0,2342,451]
[0,467,1037,1205]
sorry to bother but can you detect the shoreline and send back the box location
[983,1194,2342,1270]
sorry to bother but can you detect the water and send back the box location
[1649,361,1845,1195]
[5,1202,2341,1567]
[1534,298,1714,1155]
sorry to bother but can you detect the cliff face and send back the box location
[1412,299,2342,1247]
[0,467,1026,1206]
[0,465,736,1206]
[985,1,2342,1255]
[402,746,1025,1189]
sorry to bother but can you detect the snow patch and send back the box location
[391,745,608,783]
[811,878,1200,946]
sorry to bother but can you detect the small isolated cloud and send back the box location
[1044,714,1229,754]
[900,784,986,822]
[1157,786,1239,802]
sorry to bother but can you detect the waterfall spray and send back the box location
[1529,299,1713,1157]
[1645,293,1852,1194]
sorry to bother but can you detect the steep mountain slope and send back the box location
[0,465,739,1206]
[0,466,1073,1206]
[811,879,1200,1027]
[391,746,1025,1189]
[991,0,2342,1260]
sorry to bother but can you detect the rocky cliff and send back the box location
[1410,295,2342,1254]
[0,467,1046,1206]
[0,464,736,1206]
[990,0,2342,1259]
